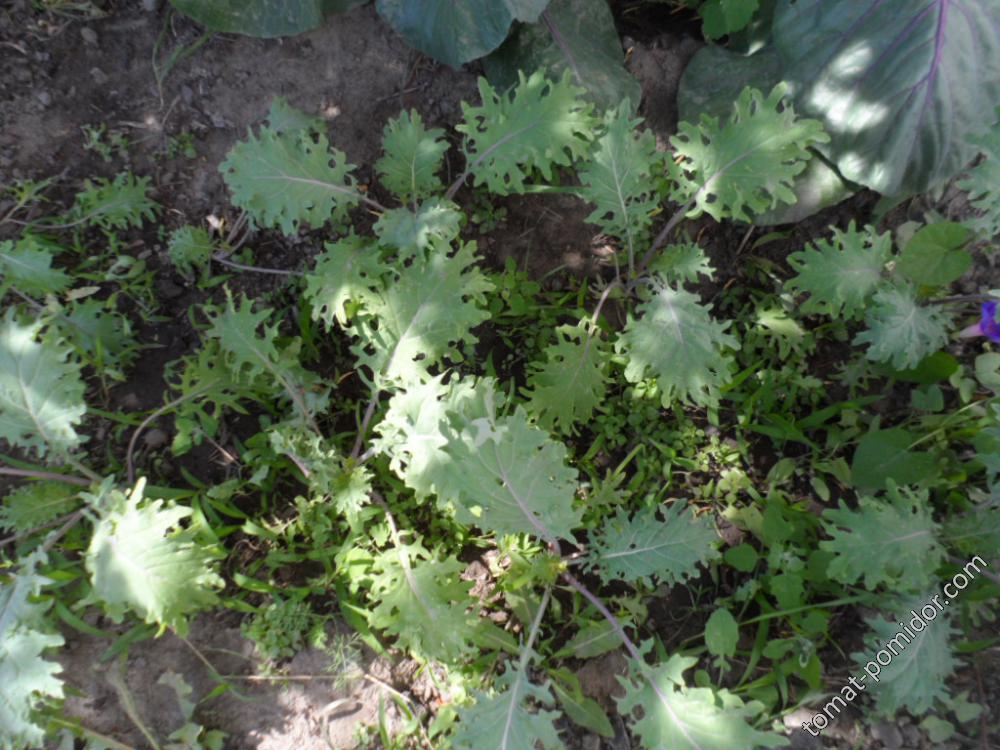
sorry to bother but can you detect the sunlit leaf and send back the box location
[304,234,386,328]
[375,110,449,203]
[457,71,596,196]
[206,292,327,421]
[435,384,581,540]
[0,552,64,750]
[349,238,492,386]
[453,660,564,750]
[373,375,486,497]
[369,543,482,663]
[578,101,661,260]
[670,84,828,223]
[374,199,463,258]
[0,311,86,458]
[84,480,223,634]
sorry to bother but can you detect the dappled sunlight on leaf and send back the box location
[775,0,1000,195]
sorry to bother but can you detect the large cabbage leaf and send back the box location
[376,0,550,68]
[773,0,1000,196]
[483,0,640,111]
[169,0,364,37]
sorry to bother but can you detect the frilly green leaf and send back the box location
[0,237,71,296]
[616,280,737,407]
[523,320,608,435]
[349,238,492,387]
[853,285,952,370]
[375,110,449,203]
[586,504,719,586]
[786,222,890,319]
[578,101,661,262]
[84,479,223,634]
[369,543,483,663]
[821,484,943,592]
[670,84,828,223]
[0,551,64,750]
[435,385,582,541]
[458,71,596,195]
[221,126,359,235]
[452,662,564,750]
[853,597,958,716]
[304,234,386,328]
[618,653,789,749]
[0,311,87,458]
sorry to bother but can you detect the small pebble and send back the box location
[181,84,194,105]
[35,91,51,107]
[141,0,162,10]
[156,279,184,300]
[901,724,921,746]
[782,708,815,730]
[90,67,109,85]
[121,393,141,410]
[80,27,98,45]
[144,428,168,449]
[787,730,822,750]
[872,720,904,750]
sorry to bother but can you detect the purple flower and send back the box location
[963,302,1000,343]
[981,302,1000,343]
